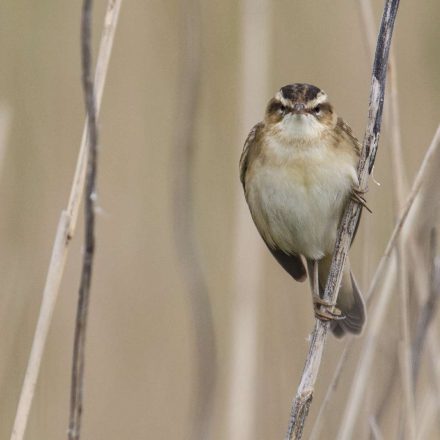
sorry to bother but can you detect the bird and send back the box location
[239,83,367,337]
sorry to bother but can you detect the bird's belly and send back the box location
[247,162,356,260]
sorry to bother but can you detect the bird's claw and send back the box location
[313,295,345,322]
[351,187,372,213]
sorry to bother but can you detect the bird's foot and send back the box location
[351,186,372,213]
[313,295,345,322]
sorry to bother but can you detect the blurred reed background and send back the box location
[0,1,439,439]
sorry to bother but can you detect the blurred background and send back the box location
[0,1,439,439]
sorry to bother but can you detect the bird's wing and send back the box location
[336,117,362,157]
[336,117,364,245]
[239,122,264,191]
[268,247,307,282]
[239,122,307,282]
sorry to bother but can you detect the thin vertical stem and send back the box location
[412,230,440,385]
[312,126,440,438]
[285,1,401,438]
[10,2,122,440]
[228,1,270,439]
[171,1,217,438]
[336,126,440,439]
[68,1,98,439]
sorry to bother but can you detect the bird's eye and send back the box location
[312,105,321,115]
[279,105,287,114]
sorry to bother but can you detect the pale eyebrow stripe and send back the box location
[306,92,328,108]
[275,91,293,108]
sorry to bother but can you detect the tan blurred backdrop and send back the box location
[0,1,439,439]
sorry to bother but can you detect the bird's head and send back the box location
[265,83,337,141]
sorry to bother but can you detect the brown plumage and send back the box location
[239,83,366,337]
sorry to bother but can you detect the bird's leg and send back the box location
[351,186,372,213]
[311,259,345,321]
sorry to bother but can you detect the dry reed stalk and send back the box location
[0,103,11,177]
[411,235,440,436]
[424,332,440,416]
[285,1,400,438]
[369,416,384,440]
[387,37,415,440]
[358,2,407,361]
[357,123,439,312]
[418,323,440,440]
[314,127,440,438]
[67,0,99,438]
[10,2,122,439]
[425,333,440,399]
[308,343,350,440]
[387,52,412,433]
[395,181,415,438]
[336,125,440,439]
[407,188,440,428]
[412,232,439,384]
[358,0,407,205]
[336,255,396,440]
[171,1,217,438]
[415,393,437,440]
[227,1,270,439]
[388,58,407,207]
[358,0,377,293]
[310,126,440,438]
[357,3,413,433]
[416,318,440,436]
[397,337,416,439]
[406,245,440,439]
[374,353,399,430]
[357,1,407,351]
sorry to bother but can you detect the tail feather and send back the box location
[330,272,366,338]
[310,256,366,338]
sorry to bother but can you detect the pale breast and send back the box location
[245,143,358,260]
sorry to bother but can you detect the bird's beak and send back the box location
[292,103,306,114]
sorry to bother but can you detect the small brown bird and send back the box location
[239,83,366,337]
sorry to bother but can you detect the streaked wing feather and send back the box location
[337,117,361,156]
[337,117,363,246]
[239,122,264,190]
[268,246,307,282]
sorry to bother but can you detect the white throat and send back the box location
[277,113,325,141]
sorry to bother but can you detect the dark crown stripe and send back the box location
[280,83,322,102]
